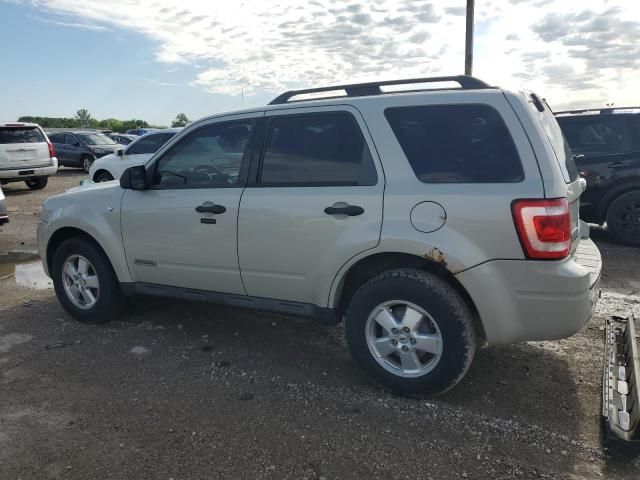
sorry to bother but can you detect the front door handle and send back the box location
[196,202,226,214]
[324,204,364,216]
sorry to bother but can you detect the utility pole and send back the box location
[465,0,475,75]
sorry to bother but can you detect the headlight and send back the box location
[93,149,107,155]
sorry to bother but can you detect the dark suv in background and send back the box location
[556,107,640,246]
[48,131,121,173]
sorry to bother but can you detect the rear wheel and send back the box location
[24,177,48,190]
[345,269,477,396]
[82,155,95,173]
[51,237,126,324]
[94,171,114,182]
[606,191,640,246]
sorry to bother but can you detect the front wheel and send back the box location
[345,269,477,396]
[24,177,48,190]
[51,237,126,324]
[606,191,640,247]
[94,171,114,182]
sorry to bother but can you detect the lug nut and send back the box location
[401,345,409,352]
[403,327,410,334]
[392,339,398,345]
[410,338,416,345]
[391,328,398,334]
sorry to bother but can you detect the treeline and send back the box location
[17,116,166,132]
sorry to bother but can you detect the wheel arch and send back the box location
[331,251,485,341]
[45,225,131,284]
[597,181,640,223]
[92,169,113,182]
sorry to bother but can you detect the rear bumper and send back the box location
[0,158,58,180]
[456,238,601,344]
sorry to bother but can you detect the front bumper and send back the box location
[456,238,601,344]
[603,315,640,442]
[0,159,58,179]
[37,220,50,277]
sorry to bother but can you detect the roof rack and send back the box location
[555,106,640,115]
[268,75,493,105]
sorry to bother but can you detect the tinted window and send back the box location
[557,116,633,155]
[154,121,253,188]
[65,134,79,145]
[0,126,46,144]
[385,104,524,183]
[128,132,174,155]
[259,113,377,186]
[48,133,62,143]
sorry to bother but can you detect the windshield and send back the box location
[76,132,116,146]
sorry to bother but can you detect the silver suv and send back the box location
[38,76,601,395]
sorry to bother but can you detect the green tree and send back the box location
[75,109,94,127]
[171,113,189,127]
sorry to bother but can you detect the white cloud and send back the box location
[25,0,640,108]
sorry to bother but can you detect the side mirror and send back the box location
[117,149,124,157]
[120,165,148,190]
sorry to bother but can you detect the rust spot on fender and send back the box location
[424,247,461,274]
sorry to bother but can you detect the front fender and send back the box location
[40,186,132,283]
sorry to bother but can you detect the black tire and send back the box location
[24,177,48,190]
[51,236,126,324]
[81,155,94,173]
[606,191,640,247]
[345,269,477,396]
[94,171,114,183]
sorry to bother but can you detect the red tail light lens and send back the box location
[48,142,56,158]
[512,198,571,259]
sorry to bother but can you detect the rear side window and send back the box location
[385,105,524,183]
[0,126,46,144]
[557,116,633,155]
[259,112,377,186]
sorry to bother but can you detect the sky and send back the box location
[0,0,638,125]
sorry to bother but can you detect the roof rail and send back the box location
[554,106,640,115]
[268,75,493,105]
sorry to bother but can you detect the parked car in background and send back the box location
[125,128,157,136]
[108,133,138,146]
[0,186,7,224]
[39,76,601,396]
[0,122,58,190]
[89,128,181,182]
[556,107,640,246]
[48,131,121,173]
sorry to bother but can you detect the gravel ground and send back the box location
[1,170,639,479]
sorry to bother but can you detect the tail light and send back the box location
[48,142,56,158]
[512,198,571,260]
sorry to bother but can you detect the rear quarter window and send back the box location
[0,127,46,144]
[385,104,524,183]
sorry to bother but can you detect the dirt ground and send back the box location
[1,170,639,479]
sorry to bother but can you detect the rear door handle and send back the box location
[195,202,226,214]
[324,204,364,216]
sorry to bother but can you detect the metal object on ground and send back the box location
[603,315,640,442]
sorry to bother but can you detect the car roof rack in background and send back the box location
[268,75,493,105]
[554,106,640,115]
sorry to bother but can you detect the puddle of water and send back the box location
[0,252,52,290]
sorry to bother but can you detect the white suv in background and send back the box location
[0,122,58,190]
[89,128,181,182]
